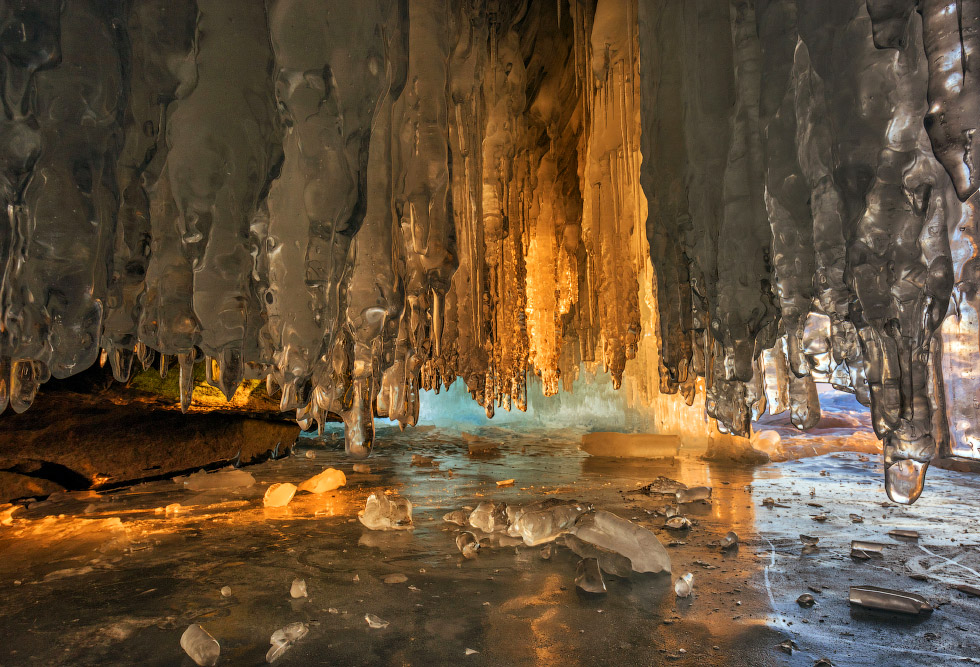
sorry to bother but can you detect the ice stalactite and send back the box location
[637,0,693,397]
[3,0,980,503]
[584,0,642,390]
[860,10,954,503]
[101,0,197,385]
[918,0,980,201]
[525,154,562,396]
[792,36,869,405]
[267,0,407,451]
[481,19,530,415]
[758,0,815,379]
[140,165,197,364]
[168,0,282,402]
[135,1,202,386]
[0,0,62,413]
[3,0,122,389]
[387,0,454,431]
[800,0,956,502]
[444,1,489,401]
[676,1,736,435]
[344,90,399,457]
[762,342,790,416]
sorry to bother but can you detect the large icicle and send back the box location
[3,1,123,384]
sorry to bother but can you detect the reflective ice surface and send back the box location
[2,427,979,665]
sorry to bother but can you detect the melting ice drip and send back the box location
[0,0,979,504]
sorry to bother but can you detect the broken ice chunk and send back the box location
[665,516,693,530]
[637,477,687,495]
[575,558,607,594]
[888,529,919,540]
[571,510,671,574]
[850,540,885,554]
[263,483,297,508]
[180,624,220,667]
[456,532,480,559]
[443,509,469,526]
[358,494,413,531]
[365,613,389,629]
[511,501,592,546]
[850,514,864,523]
[297,468,346,494]
[468,501,509,533]
[266,621,309,663]
[580,432,680,458]
[290,579,307,599]
[721,531,739,550]
[352,463,371,474]
[848,586,933,615]
[184,469,255,491]
[800,535,819,555]
[506,498,587,529]
[563,534,633,578]
[675,487,711,503]
[777,639,798,654]
[674,572,694,598]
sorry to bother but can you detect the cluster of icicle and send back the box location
[1,0,979,503]
[639,0,980,504]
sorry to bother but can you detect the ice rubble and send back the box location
[180,624,220,667]
[296,468,346,494]
[1,0,979,503]
[266,621,309,663]
[183,469,255,492]
[358,493,414,531]
[445,495,671,593]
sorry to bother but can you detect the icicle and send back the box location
[177,351,195,413]
[109,346,135,384]
[10,360,43,414]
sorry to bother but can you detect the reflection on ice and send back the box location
[1,424,979,664]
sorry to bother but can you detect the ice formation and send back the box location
[1,0,979,503]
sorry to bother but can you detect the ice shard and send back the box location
[4,0,123,380]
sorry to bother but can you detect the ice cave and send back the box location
[1,0,979,664]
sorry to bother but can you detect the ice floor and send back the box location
[1,425,979,666]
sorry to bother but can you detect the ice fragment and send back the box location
[574,558,606,594]
[180,624,220,667]
[674,572,694,598]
